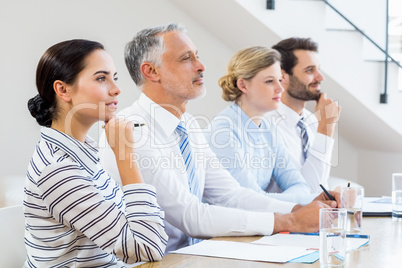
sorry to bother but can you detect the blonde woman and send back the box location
[206,46,316,203]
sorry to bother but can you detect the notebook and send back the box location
[363,196,392,216]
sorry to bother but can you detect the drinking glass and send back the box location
[392,173,402,222]
[319,208,347,267]
[340,186,364,233]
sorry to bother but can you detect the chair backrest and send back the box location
[0,205,26,267]
[328,176,364,191]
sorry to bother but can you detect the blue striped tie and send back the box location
[176,121,202,245]
[297,118,310,161]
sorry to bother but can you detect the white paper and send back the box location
[253,234,320,249]
[170,240,316,263]
[364,196,392,213]
[253,234,369,252]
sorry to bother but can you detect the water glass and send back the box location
[392,173,402,222]
[319,208,347,268]
[340,186,364,233]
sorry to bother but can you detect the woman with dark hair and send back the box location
[25,39,167,267]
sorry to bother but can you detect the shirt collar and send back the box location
[230,103,271,143]
[277,102,305,128]
[231,102,261,130]
[137,93,181,137]
[41,127,99,172]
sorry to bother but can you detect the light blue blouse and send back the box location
[205,103,317,204]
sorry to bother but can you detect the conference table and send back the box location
[137,217,402,267]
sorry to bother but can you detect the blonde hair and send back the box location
[219,46,281,101]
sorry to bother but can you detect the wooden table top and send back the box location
[136,217,402,268]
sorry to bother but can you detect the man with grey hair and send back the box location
[100,23,340,252]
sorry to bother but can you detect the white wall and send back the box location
[0,0,231,182]
[356,149,402,196]
[325,0,387,61]
[330,136,358,185]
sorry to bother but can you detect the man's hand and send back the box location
[315,93,341,137]
[273,201,332,233]
[314,190,341,208]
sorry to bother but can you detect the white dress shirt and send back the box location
[25,127,167,267]
[266,103,334,193]
[100,93,296,252]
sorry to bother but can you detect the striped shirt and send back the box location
[24,127,167,267]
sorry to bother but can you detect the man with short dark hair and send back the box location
[267,37,341,193]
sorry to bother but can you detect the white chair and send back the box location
[0,205,26,267]
[328,176,364,190]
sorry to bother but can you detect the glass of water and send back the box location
[319,208,347,268]
[392,173,402,222]
[340,186,364,233]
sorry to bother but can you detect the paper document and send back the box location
[363,196,392,216]
[170,240,316,263]
[253,233,370,252]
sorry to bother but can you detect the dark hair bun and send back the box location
[27,94,53,127]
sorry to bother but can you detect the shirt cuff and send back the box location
[265,198,297,214]
[246,211,275,236]
[297,193,318,205]
[309,133,334,165]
